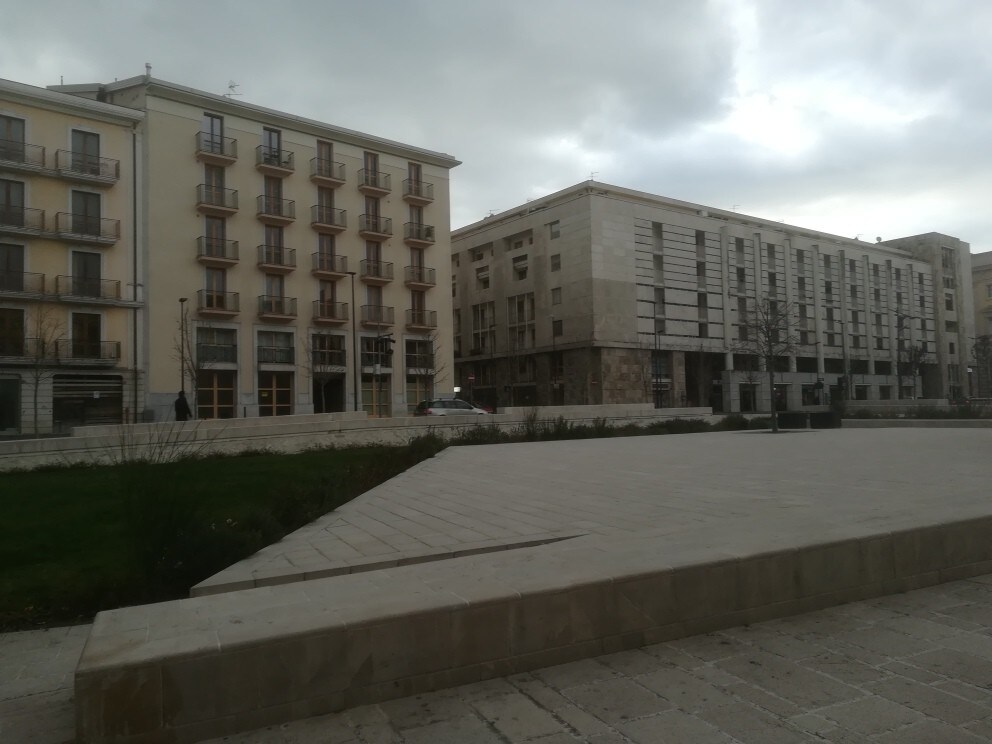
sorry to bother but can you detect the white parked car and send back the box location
[414,399,489,416]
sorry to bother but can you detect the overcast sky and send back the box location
[3,0,989,252]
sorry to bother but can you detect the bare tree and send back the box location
[898,343,930,400]
[972,335,992,399]
[25,307,65,436]
[301,332,343,414]
[734,296,798,432]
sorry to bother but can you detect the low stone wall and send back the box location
[0,405,714,472]
[845,419,992,428]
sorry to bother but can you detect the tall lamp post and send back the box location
[550,315,557,405]
[488,323,496,410]
[178,297,188,392]
[347,272,360,411]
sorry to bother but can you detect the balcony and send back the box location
[0,270,45,296]
[55,150,120,185]
[196,236,239,266]
[256,247,294,275]
[313,300,349,325]
[312,348,346,367]
[404,265,436,289]
[310,158,346,187]
[256,195,296,225]
[0,206,45,237]
[55,339,121,365]
[357,169,391,196]
[55,275,121,301]
[196,184,239,216]
[0,139,46,174]
[406,352,435,370]
[195,132,238,165]
[54,213,120,245]
[258,345,294,364]
[255,146,294,176]
[258,295,297,321]
[197,289,240,317]
[358,214,392,239]
[360,259,394,285]
[0,336,31,360]
[361,304,394,328]
[402,179,434,205]
[311,252,348,279]
[404,222,435,247]
[197,342,238,364]
[406,309,438,330]
[310,205,347,233]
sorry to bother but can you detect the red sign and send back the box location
[468,374,475,382]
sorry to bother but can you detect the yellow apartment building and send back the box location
[55,73,459,421]
[0,79,142,435]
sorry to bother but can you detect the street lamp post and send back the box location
[489,323,496,410]
[178,297,188,392]
[347,272,360,412]
[550,315,557,405]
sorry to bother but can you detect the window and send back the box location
[824,281,833,299]
[736,267,745,293]
[205,267,227,308]
[475,265,490,290]
[471,302,495,352]
[1,178,25,226]
[941,246,954,270]
[71,129,100,175]
[197,370,236,419]
[551,287,561,305]
[949,342,956,355]
[204,163,225,196]
[797,276,806,293]
[945,293,954,311]
[512,254,528,280]
[71,191,101,235]
[312,333,345,367]
[767,272,776,290]
[470,245,487,262]
[405,338,433,370]
[850,284,857,300]
[550,253,561,272]
[795,249,805,267]
[697,261,706,281]
[548,221,560,239]
[945,321,959,332]
[894,268,901,283]
[197,327,237,364]
[360,336,392,368]
[0,243,24,291]
[943,276,956,289]
[507,293,536,350]
[257,330,294,364]
[0,308,25,356]
[553,319,563,337]
[258,371,293,416]
[849,258,856,274]
[767,244,776,264]
[202,113,224,153]
[262,128,282,163]
[71,312,101,358]
[986,284,992,299]
[71,251,101,297]
[0,115,26,162]
[263,176,282,213]
[874,288,881,303]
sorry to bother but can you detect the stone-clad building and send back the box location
[451,182,974,412]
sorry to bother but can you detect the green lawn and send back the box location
[0,444,429,630]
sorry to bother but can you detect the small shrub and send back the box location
[715,413,749,431]
[662,418,711,434]
[747,416,772,429]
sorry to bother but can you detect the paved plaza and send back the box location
[4,428,992,743]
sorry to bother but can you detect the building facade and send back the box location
[452,182,974,412]
[55,74,459,421]
[0,79,143,435]
[971,250,992,398]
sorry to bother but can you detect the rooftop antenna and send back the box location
[224,81,242,98]
[589,171,598,180]
[732,204,740,212]
[144,63,152,81]
[854,233,863,240]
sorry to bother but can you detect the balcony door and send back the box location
[0,115,25,163]
[71,312,101,358]
[0,243,24,291]
[0,307,25,356]
[0,179,24,226]
[205,267,227,308]
[71,130,100,175]
[204,164,225,203]
[72,251,101,298]
[71,191,101,235]
[262,128,281,163]
[202,113,224,153]
[204,216,226,257]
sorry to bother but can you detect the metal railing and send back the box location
[313,300,348,321]
[197,289,240,312]
[0,139,45,168]
[258,295,297,316]
[405,353,435,370]
[406,309,437,328]
[0,206,45,231]
[310,158,345,182]
[195,132,238,159]
[312,348,346,366]
[257,345,294,364]
[358,169,391,191]
[359,214,392,235]
[196,185,239,210]
[257,245,297,268]
[55,213,120,241]
[256,146,294,170]
[55,150,120,181]
[404,222,435,242]
[361,304,394,324]
[311,252,347,274]
[0,270,44,293]
[256,195,296,219]
[56,339,120,361]
[310,205,346,228]
[55,275,121,300]
[196,236,239,261]
[404,265,436,285]
[360,259,394,281]
[196,343,238,364]
[403,179,434,201]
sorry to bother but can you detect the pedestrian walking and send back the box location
[174,390,192,422]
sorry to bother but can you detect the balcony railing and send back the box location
[196,343,238,364]
[258,295,297,317]
[56,339,121,362]
[404,222,435,244]
[312,348,346,367]
[406,353,435,370]
[361,304,394,325]
[256,146,294,172]
[197,289,240,314]
[402,179,434,203]
[195,132,238,162]
[0,139,46,170]
[310,157,345,184]
[310,205,347,231]
[196,236,239,264]
[359,214,392,236]
[196,184,239,213]
[55,150,120,183]
[55,275,121,300]
[54,213,120,243]
[257,345,295,364]
[361,349,392,368]
[406,309,438,329]
[357,169,391,194]
[256,195,296,223]
[0,206,45,234]
[0,336,28,357]
[0,270,45,294]
[360,259,394,282]
[257,245,296,271]
[313,300,348,323]
[404,265,436,287]
[311,252,348,276]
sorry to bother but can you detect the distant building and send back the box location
[0,79,143,435]
[52,73,459,420]
[451,182,974,412]
[970,250,992,398]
